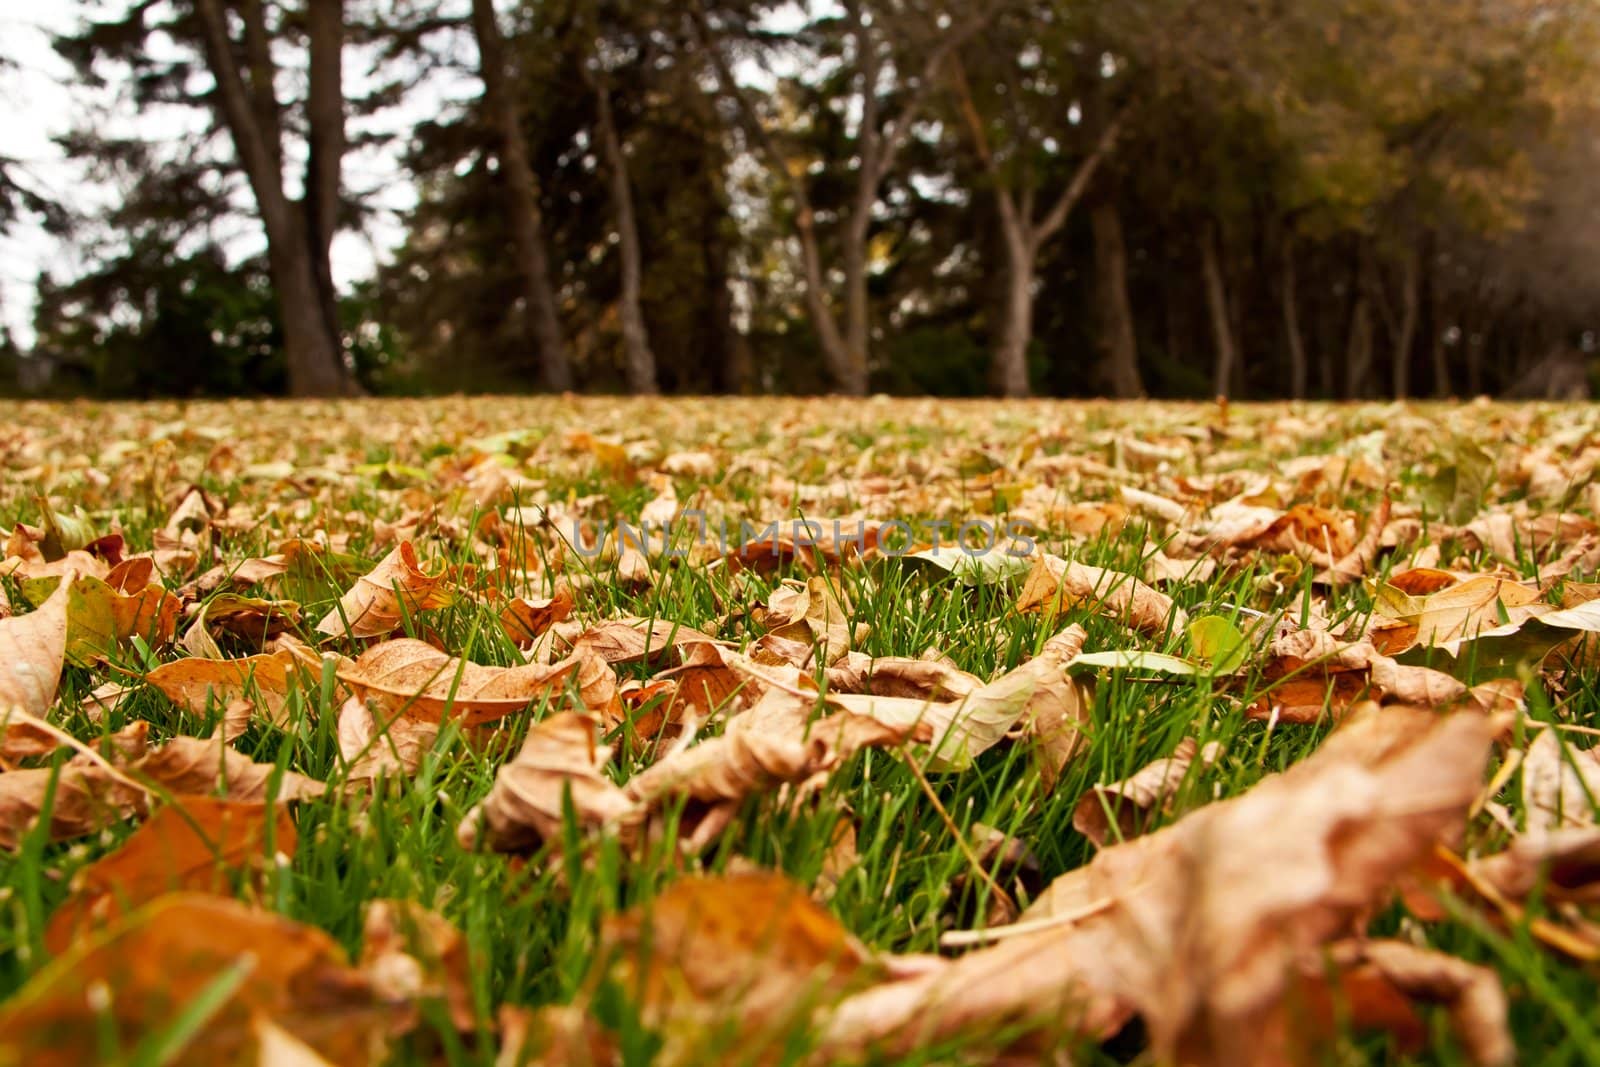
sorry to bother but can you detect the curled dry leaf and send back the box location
[1522,728,1600,833]
[1276,939,1511,1066]
[823,654,983,702]
[458,711,640,853]
[43,796,295,953]
[624,690,922,852]
[0,573,72,720]
[130,735,326,803]
[1021,624,1092,794]
[822,706,1497,1064]
[825,644,1077,773]
[360,899,476,1034]
[316,540,455,639]
[594,871,877,1059]
[1016,553,1187,637]
[568,616,722,666]
[337,695,439,785]
[0,723,152,849]
[1250,629,1473,723]
[1073,738,1223,847]
[336,638,620,725]
[0,893,385,1066]
[499,586,574,646]
[146,649,324,728]
[757,577,867,667]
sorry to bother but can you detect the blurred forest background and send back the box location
[2,0,1599,400]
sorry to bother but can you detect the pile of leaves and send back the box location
[0,396,1598,1064]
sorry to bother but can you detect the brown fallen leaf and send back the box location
[1019,624,1092,794]
[457,711,641,854]
[624,690,920,852]
[130,735,326,803]
[180,593,301,658]
[1249,629,1473,723]
[1521,727,1600,833]
[0,573,72,719]
[335,638,619,725]
[594,871,878,1060]
[568,616,722,666]
[823,654,983,703]
[316,540,455,640]
[360,899,476,1034]
[0,893,385,1066]
[823,649,1063,773]
[337,695,440,785]
[499,587,574,647]
[0,723,153,849]
[1073,738,1223,847]
[43,796,295,953]
[1016,552,1187,637]
[1278,939,1511,1066]
[821,706,1498,1064]
[756,577,868,667]
[146,649,325,728]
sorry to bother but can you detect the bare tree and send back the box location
[950,55,1126,397]
[585,54,658,394]
[194,0,359,396]
[470,0,572,392]
[693,0,993,394]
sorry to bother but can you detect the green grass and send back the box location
[0,396,1596,1064]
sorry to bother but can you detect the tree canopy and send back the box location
[6,0,1598,398]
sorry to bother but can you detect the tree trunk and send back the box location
[470,0,571,392]
[1429,261,1451,396]
[1201,223,1237,398]
[592,77,657,394]
[841,211,871,395]
[1345,294,1373,398]
[1091,199,1144,398]
[992,226,1033,398]
[794,206,857,392]
[304,0,349,393]
[1282,239,1308,399]
[194,0,354,397]
[1390,245,1420,399]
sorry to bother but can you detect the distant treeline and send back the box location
[3,0,1598,399]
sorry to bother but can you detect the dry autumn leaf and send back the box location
[334,637,619,725]
[0,894,386,1066]
[1016,552,1187,637]
[316,541,455,639]
[44,796,296,952]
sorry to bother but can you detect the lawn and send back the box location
[0,395,1597,1065]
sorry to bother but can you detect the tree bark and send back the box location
[1345,294,1373,398]
[194,0,354,397]
[470,0,572,392]
[992,227,1033,397]
[1282,238,1308,399]
[592,74,657,394]
[1201,223,1237,398]
[1390,245,1420,399]
[1091,199,1144,398]
[305,0,346,389]
[1429,259,1451,396]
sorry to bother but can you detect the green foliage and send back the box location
[32,239,286,398]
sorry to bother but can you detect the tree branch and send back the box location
[1033,106,1128,246]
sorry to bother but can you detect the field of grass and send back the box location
[0,396,1598,1065]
